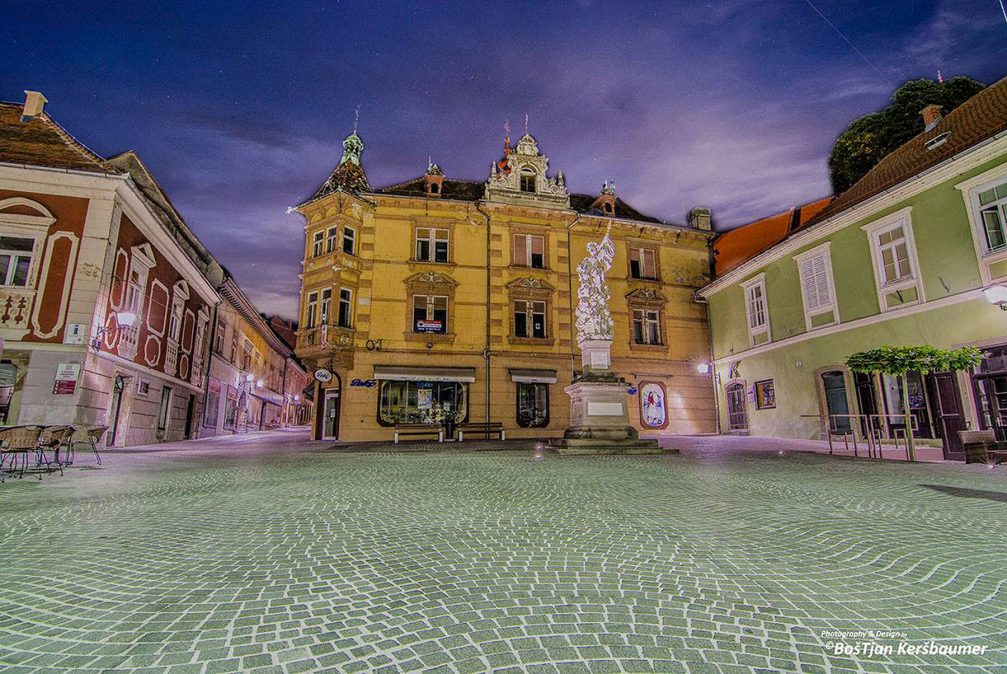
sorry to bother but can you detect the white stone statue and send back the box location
[575,228,616,342]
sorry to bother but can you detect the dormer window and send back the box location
[603,202,614,214]
[520,168,537,193]
[429,182,439,194]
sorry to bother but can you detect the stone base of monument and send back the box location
[549,378,669,455]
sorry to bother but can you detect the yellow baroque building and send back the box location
[294,130,716,442]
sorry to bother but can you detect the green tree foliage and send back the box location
[846,345,983,376]
[828,76,985,193]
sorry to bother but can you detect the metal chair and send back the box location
[84,426,107,465]
[0,425,45,481]
[38,425,74,474]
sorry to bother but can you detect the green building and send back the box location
[698,77,1007,461]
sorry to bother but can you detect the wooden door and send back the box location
[928,372,965,460]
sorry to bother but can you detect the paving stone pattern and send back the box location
[1,432,1006,673]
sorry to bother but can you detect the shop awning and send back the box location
[508,368,558,384]
[373,366,476,383]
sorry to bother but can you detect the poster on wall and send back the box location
[53,363,81,395]
[639,382,667,429]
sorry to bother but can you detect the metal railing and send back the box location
[805,413,916,460]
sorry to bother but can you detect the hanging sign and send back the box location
[53,363,81,395]
[314,368,333,383]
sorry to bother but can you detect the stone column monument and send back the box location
[551,226,663,454]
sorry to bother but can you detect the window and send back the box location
[168,299,183,341]
[520,168,536,192]
[629,246,657,280]
[513,299,547,338]
[305,291,318,329]
[325,226,337,254]
[415,228,449,263]
[242,341,252,370]
[379,380,468,426]
[337,288,352,328]
[513,234,545,268]
[204,378,221,428]
[157,385,173,432]
[312,231,324,257]
[978,182,1007,252]
[230,332,238,364]
[342,226,356,255]
[794,243,837,329]
[517,382,549,427]
[319,288,332,326]
[412,295,448,333]
[125,268,145,316]
[876,226,912,284]
[213,324,225,355]
[742,275,769,345]
[755,380,776,410]
[0,236,34,287]
[632,309,662,345]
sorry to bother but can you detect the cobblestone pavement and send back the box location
[1,430,1006,673]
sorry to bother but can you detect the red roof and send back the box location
[0,101,116,173]
[713,197,833,276]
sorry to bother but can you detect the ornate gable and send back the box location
[506,276,555,291]
[626,288,666,304]
[485,133,569,209]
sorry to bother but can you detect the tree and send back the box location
[845,345,983,461]
[829,76,986,193]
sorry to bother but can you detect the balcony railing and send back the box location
[117,324,139,360]
[0,287,34,338]
[164,339,179,377]
[296,324,354,351]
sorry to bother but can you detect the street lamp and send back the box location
[697,362,710,375]
[983,284,1007,310]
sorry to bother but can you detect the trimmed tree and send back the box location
[845,345,983,461]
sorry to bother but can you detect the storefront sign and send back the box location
[350,378,377,388]
[314,368,333,383]
[53,363,81,395]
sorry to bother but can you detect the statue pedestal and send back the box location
[550,339,666,455]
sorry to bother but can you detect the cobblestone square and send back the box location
[1,431,1005,673]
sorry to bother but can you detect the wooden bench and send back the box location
[960,430,1007,465]
[457,422,505,442]
[393,424,444,444]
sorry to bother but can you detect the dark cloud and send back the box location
[1,0,1004,318]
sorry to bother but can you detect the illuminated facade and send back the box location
[294,130,716,441]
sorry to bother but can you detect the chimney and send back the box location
[921,104,943,131]
[688,207,712,231]
[21,90,48,123]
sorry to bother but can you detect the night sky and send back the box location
[3,1,1005,318]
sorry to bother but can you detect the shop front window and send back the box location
[881,371,936,438]
[517,382,549,427]
[378,380,468,425]
[973,344,1007,440]
[223,386,238,430]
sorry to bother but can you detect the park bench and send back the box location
[457,422,505,442]
[393,424,444,444]
[960,430,1007,466]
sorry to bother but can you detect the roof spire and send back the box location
[524,113,529,135]
[937,69,944,83]
[353,105,360,134]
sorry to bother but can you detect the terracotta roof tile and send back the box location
[713,197,833,276]
[0,101,117,173]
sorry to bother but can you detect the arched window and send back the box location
[429,183,439,194]
[603,202,613,214]
[520,167,537,193]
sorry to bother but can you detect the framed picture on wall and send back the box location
[638,381,669,430]
[755,379,776,410]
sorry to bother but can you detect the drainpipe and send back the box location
[475,202,493,426]
[566,214,582,379]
